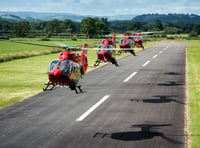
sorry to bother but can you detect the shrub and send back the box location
[40,38,51,41]
[189,31,198,37]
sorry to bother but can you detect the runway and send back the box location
[0,41,187,148]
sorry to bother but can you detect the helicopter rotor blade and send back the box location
[1,39,141,51]
[0,39,68,49]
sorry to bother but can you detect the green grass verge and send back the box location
[187,40,200,148]
[0,54,56,107]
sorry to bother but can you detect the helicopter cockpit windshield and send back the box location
[119,39,133,46]
[48,59,59,73]
[97,44,114,54]
[134,36,143,41]
[59,60,73,75]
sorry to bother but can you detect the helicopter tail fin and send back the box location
[112,33,116,42]
[132,31,135,36]
[80,43,88,74]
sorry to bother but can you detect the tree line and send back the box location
[111,20,200,36]
[0,17,199,38]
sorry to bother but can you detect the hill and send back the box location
[132,14,200,24]
[1,12,200,24]
[0,11,136,22]
[0,14,22,22]
[0,12,85,22]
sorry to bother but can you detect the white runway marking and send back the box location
[124,72,137,82]
[159,51,163,53]
[143,60,150,67]
[76,95,110,121]
[153,55,158,58]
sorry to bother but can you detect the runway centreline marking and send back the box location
[76,95,110,121]
[153,54,158,58]
[142,60,150,67]
[124,72,137,82]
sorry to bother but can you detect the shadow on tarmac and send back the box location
[157,81,184,87]
[164,72,181,75]
[93,124,184,144]
[130,95,185,104]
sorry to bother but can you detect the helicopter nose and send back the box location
[101,50,107,55]
[121,42,126,46]
[53,68,60,76]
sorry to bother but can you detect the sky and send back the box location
[0,0,199,16]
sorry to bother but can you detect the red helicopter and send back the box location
[133,31,144,50]
[118,31,137,56]
[94,33,119,67]
[43,43,88,93]
[1,39,89,93]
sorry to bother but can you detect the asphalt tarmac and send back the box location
[0,41,187,148]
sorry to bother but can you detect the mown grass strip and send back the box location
[0,48,63,63]
[0,38,102,63]
[187,40,200,148]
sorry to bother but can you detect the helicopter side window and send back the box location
[97,44,104,53]
[72,63,80,73]
[98,44,104,48]
[48,59,59,73]
[119,39,125,45]
[59,60,72,75]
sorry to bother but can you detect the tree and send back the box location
[189,31,198,37]
[31,21,48,31]
[101,18,109,30]
[0,21,12,33]
[192,24,200,35]
[165,26,181,34]
[94,17,109,35]
[61,19,76,34]
[153,20,163,31]
[13,20,30,37]
[81,17,96,38]
[47,19,61,37]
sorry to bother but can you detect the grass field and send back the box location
[0,38,103,62]
[187,40,200,148]
[0,38,103,54]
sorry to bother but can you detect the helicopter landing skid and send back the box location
[69,82,84,94]
[94,60,100,66]
[43,81,84,94]
[75,85,84,94]
[43,81,56,91]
